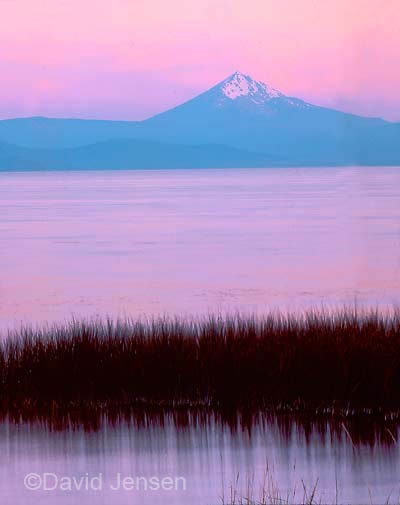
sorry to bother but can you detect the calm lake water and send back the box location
[1,412,400,504]
[1,167,400,331]
[1,166,400,503]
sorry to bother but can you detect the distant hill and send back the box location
[0,117,142,149]
[0,71,399,169]
[0,138,273,171]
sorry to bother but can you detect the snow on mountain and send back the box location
[208,71,312,111]
[220,71,283,102]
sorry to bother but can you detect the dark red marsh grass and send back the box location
[1,308,400,413]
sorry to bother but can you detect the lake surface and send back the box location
[1,166,400,503]
[1,167,400,331]
[1,412,400,505]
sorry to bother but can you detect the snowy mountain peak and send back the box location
[220,71,283,102]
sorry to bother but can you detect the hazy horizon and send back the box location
[1,69,400,125]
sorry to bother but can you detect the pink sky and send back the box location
[1,0,399,121]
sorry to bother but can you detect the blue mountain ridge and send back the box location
[0,71,399,170]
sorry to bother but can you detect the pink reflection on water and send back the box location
[1,167,400,332]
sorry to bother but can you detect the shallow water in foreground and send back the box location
[1,166,400,331]
[0,413,400,504]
